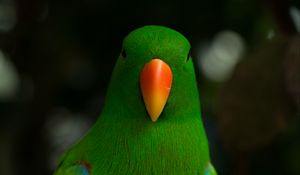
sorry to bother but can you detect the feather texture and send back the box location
[54,25,217,175]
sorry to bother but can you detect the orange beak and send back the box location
[140,59,173,122]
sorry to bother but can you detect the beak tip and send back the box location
[148,112,160,122]
[150,117,158,122]
[151,119,157,122]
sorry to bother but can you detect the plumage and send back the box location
[54,25,217,175]
[205,163,217,175]
[55,159,91,175]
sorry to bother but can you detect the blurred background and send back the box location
[0,0,299,174]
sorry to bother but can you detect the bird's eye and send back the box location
[186,49,191,62]
[121,49,127,58]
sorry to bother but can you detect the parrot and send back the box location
[53,25,217,175]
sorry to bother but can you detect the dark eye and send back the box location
[121,49,127,58]
[186,49,191,62]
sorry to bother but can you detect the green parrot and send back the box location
[54,25,217,175]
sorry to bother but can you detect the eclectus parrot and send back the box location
[54,25,217,175]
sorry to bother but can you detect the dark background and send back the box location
[0,0,299,174]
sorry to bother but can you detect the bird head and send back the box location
[106,26,198,122]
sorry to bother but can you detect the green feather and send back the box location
[205,162,217,175]
[54,166,88,175]
[54,25,217,175]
